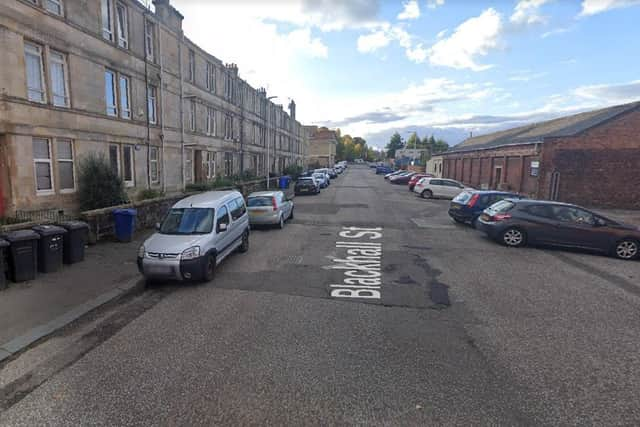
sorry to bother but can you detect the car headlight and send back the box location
[138,245,145,258]
[181,246,201,260]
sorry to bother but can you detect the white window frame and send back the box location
[116,1,129,49]
[49,49,70,107]
[205,151,215,179]
[56,138,75,193]
[185,149,193,182]
[101,0,113,41]
[122,144,135,187]
[24,42,46,103]
[145,20,155,61]
[206,62,215,92]
[33,138,55,195]
[188,49,195,83]
[119,74,131,119]
[207,107,216,136]
[149,146,159,183]
[189,99,196,131]
[45,0,63,16]
[148,84,157,124]
[105,69,118,116]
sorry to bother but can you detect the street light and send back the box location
[266,95,278,189]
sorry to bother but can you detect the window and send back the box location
[224,152,233,177]
[116,2,128,48]
[101,0,113,41]
[45,0,63,15]
[206,62,215,92]
[161,208,214,235]
[185,149,193,181]
[204,151,215,179]
[149,146,159,183]
[230,197,246,220]
[207,107,216,136]
[148,85,157,124]
[145,20,155,61]
[49,50,69,107]
[217,206,230,228]
[33,138,53,193]
[109,145,120,174]
[525,204,553,219]
[552,206,595,225]
[105,70,117,116]
[119,75,131,119]
[57,139,74,191]
[224,114,233,140]
[122,145,134,186]
[188,49,195,82]
[189,99,196,131]
[24,42,46,103]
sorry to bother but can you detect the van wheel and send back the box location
[203,254,216,282]
[613,239,639,260]
[239,231,249,253]
[421,189,433,199]
[501,227,526,247]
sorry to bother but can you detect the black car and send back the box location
[294,177,320,195]
[476,199,640,260]
[449,190,524,227]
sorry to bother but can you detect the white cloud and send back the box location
[398,0,420,20]
[541,26,575,38]
[428,8,503,71]
[509,71,548,82]
[406,44,428,63]
[427,0,445,9]
[357,30,391,53]
[510,0,552,26]
[580,0,640,16]
[287,29,329,58]
[573,80,640,103]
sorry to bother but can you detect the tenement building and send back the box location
[0,0,306,216]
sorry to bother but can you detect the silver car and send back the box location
[137,190,250,283]
[247,191,294,229]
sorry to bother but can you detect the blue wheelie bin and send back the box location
[279,175,291,189]
[113,208,137,242]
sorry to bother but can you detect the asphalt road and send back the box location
[2,166,640,425]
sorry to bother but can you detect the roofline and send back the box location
[441,140,542,155]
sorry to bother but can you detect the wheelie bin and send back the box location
[57,221,89,264]
[113,208,137,242]
[32,225,67,273]
[0,238,8,290]
[2,230,40,282]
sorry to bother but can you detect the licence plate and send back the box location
[147,265,171,275]
[451,204,461,210]
[250,209,268,216]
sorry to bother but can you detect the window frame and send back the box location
[206,106,216,136]
[101,0,114,41]
[149,146,159,183]
[44,0,63,16]
[203,151,215,179]
[24,42,47,103]
[119,74,131,119]
[115,1,129,49]
[189,99,196,132]
[56,138,75,193]
[145,20,155,62]
[109,144,121,176]
[185,149,193,182]
[206,62,215,92]
[105,69,118,116]
[49,49,70,108]
[122,144,135,187]
[188,49,196,83]
[147,84,157,124]
[33,138,55,195]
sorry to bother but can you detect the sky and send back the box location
[170,0,640,148]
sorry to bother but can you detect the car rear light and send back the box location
[467,194,480,207]
[272,197,278,211]
[491,213,511,221]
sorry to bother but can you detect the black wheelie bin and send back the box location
[2,230,40,282]
[32,225,67,273]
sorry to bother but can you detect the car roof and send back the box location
[510,199,582,208]
[248,191,282,197]
[465,190,520,195]
[173,190,240,209]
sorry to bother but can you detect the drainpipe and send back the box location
[143,14,151,190]
[158,19,166,194]
[0,146,5,218]
[179,32,185,190]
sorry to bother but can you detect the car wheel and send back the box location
[501,227,526,247]
[239,230,249,253]
[203,253,216,282]
[289,207,294,220]
[278,215,285,229]
[452,217,465,224]
[471,216,480,229]
[613,239,639,260]
[421,189,433,199]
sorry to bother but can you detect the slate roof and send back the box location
[448,101,640,153]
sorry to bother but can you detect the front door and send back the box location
[194,150,203,183]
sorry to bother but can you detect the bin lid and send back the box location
[0,238,8,248]
[113,208,137,216]
[57,220,89,231]
[1,229,41,242]
[32,224,68,236]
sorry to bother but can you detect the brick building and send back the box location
[0,0,306,218]
[441,101,640,209]
[305,126,337,168]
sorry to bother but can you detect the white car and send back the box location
[312,172,329,188]
[413,177,473,199]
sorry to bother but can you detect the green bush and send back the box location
[77,153,128,211]
[138,189,164,201]
[284,165,303,180]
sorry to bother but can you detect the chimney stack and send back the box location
[152,0,183,32]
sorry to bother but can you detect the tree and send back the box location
[385,132,404,158]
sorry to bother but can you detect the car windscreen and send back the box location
[488,200,515,213]
[453,192,472,203]
[247,197,273,207]
[160,208,214,235]
[297,178,314,184]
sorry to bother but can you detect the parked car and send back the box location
[328,168,338,178]
[376,165,393,174]
[314,169,332,184]
[312,172,329,188]
[476,199,640,260]
[408,174,432,191]
[295,177,320,195]
[137,190,249,283]
[247,191,294,229]
[384,170,405,179]
[389,172,416,185]
[413,178,472,199]
[449,190,524,228]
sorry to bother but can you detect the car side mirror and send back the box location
[217,222,228,233]
[155,222,161,231]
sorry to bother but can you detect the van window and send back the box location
[230,197,246,220]
[160,208,214,235]
[217,206,230,227]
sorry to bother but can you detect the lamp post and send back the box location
[404,130,418,168]
[266,95,278,189]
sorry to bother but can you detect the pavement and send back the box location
[1,165,640,425]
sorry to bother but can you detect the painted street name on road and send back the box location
[329,227,383,299]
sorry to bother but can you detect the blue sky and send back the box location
[173,0,640,147]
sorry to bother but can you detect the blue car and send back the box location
[376,166,394,174]
[448,190,525,228]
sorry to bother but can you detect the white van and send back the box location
[137,190,250,283]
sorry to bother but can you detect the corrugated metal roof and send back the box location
[450,101,640,153]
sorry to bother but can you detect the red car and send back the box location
[408,174,433,191]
